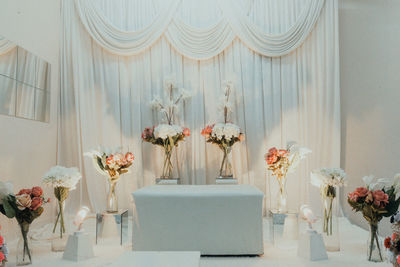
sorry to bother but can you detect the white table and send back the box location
[132,185,264,255]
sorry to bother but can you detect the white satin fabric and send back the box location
[73,0,325,58]
[0,36,16,56]
[59,0,340,214]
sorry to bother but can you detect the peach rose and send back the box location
[183,128,190,137]
[125,152,135,163]
[372,190,389,208]
[16,194,32,210]
[17,188,31,196]
[278,149,288,157]
[30,197,43,211]
[31,186,43,197]
[106,155,115,166]
[114,153,125,165]
[348,187,369,202]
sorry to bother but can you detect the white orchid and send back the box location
[311,168,347,189]
[287,142,311,173]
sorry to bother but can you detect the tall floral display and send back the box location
[348,174,400,262]
[311,168,346,251]
[85,149,134,212]
[143,75,190,180]
[385,212,400,267]
[265,142,311,213]
[201,80,244,179]
[42,166,81,250]
[0,182,49,265]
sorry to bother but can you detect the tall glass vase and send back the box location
[367,222,383,262]
[321,193,340,251]
[106,177,118,213]
[276,174,288,213]
[161,146,173,179]
[16,222,31,266]
[219,146,233,178]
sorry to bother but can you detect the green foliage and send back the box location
[2,195,16,218]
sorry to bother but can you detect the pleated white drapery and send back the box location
[0,36,16,56]
[59,0,340,214]
[73,0,326,58]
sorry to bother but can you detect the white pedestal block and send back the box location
[156,178,180,185]
[109,251,200,267]
[297,230,328,261]
[63,231,94,261]
[215,178,238,185]
[51,235,68,252]
[99,213,119,238]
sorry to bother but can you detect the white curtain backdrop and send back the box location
[59,0,340,214]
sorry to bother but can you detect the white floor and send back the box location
[5,217,388,267]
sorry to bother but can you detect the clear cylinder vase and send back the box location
[160,147,173,179]
[16,222,31,266]
[367,222,384,262]
[321,191,340,251]
[51,200,67,251]
[219,147,233,178]
[106,178,118,213]
[276,175,288,213]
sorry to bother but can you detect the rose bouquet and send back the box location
[201,123,244,178]
[385,212,400,266]
[142,124,190,179]
[265,142,311,213]
[42,166,82,239]
[348,174,400,262]
[0,182,49,265]
[0,225,8,267]
[85,149,134,212]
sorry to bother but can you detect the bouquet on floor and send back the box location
[0,225,8,266]
[348,174,400,262]
[311,168,346,236]
[0,182,49,265]
[42,166,82,238]
[201,79,244,178]
[265,142,311,213]
[385,212,400,266]
[144,74,191,180]
[85,148,134,212]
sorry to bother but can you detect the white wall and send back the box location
[0,0,60,240]
[339,0,400,236]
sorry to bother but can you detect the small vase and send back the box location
[276,174,288,213]
[52,200,67,251]
[16,222,31,266]
[367,222,384,262]
[321,187,340,251]
[219,146,233,178]
[106,178,118,213]
[160,145,174,179]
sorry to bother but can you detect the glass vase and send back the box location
[276,174,288,213]
[16,222,31,266]
[106,178,118,213]
[51,200,67,251]
[367,222,383,262]
[321,189,340,251]
[219,146,233,178]
[160,145,173,179]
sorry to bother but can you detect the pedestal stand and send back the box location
[156,178,180,185]
[96,209,129,245]
[63,231,94,261]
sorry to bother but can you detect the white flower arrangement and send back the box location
[42,166,82,190]
[154,124,183,140]
[362,174,400,193]
[311,168,347,188]
[211,123,241,142]
[286,142,312,174]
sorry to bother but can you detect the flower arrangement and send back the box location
[311,168,346,236]
[42,166,82,238]
[142,124,190,178]
[0,225,8,267]
[201,79,244,178]
[0,182,49,265]
[144,75,191,180]
[265,142,311,213]
[385,212,400,266]
[85,148,134,212]
[348,174,400,262]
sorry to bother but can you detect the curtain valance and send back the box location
[74,0,326,59]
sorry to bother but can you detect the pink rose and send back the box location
[372,190,389,208]
[183,128,190,137]
[114,153,124,165]
[0,235,3,247]
[0,251,4,263]
[348,187,369,202]
[17,189,32,196]
[30,197,43,211]
[31,186,43,197]
[125,152,135,163]
[16,194,32,210]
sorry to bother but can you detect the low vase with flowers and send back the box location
[85,149,134,213]
[265,142,311,213]
[0,183,49,266]
[384,211,400,266]
[348,174,400,262]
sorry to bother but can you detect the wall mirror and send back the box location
[0,34,51,122]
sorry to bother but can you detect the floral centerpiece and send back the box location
[0,182,49,265]
[201,80,244,179]
[144,75,191,180]
[0,225,8,266]
[265,142,311,213]
[85,149,134,212]
[385,212,400,266]
[42,166,82,240]
[311,168,346,250]
[348,174,400,262]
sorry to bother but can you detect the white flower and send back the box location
[149,96,162,109]
[164,74,177,90]
[370,178,392,191]
[42,166,82,190]
[179,88,191,100]
[311,168,347,188]
[362,175,375,187]
[154,124,182,140]
[211,123,241,141]
[0,181,13,204]
[287,142,311,173]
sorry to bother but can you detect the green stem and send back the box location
[19,223,31,263]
